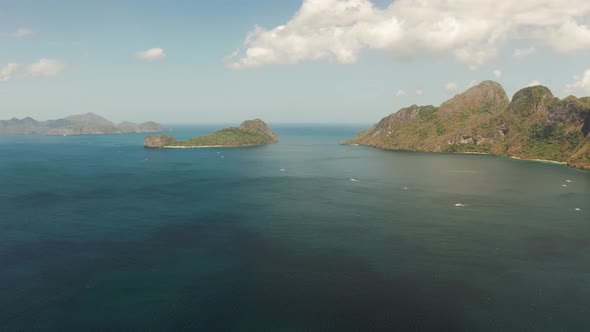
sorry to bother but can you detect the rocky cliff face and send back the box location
[343,81,510,152]
[438,81,510,120]
[344,81,590,170]
[0,113,162,136]
[238,119,279,143]
[144,135,177,148]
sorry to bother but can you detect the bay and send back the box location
[0,125,589,331]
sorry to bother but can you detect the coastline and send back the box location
[45,131,161,137]
[0,130,161,137]
[346,143,586,171]
[508,156,567,165]
[163,144,266,149]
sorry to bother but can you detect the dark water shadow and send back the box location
[168,228,490,331]
[0,214,491,331]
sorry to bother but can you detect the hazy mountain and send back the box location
[0,113,162,136]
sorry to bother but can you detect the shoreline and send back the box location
[42,131,161,137]
[508,156,567,165]
[163,144,266,149]
[345,143,586,171]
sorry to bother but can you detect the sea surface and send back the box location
[1,125,589,331]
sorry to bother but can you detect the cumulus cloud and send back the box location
[227,0,590,69]
[0,63,19,81]
[493,69,502,78]
[395,89,407,97]
[526,80,542,87]
[513,46,536,59]
[415,89,424,96]
[445,82,458,92]
[564,69,590,94]
[27,59,66,77]
[135,48,166,61]
[14,28,33,37]
[545,21,590,52]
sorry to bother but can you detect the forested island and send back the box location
[144,119,278,148]
[0,113,161,136]
[343,81,590,170]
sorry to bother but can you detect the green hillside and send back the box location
[145,119,278,148]
[344,81,590,170]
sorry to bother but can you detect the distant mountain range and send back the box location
[343,81,590,170]
[0,113,162,136]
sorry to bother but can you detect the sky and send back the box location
[1,0,590,124]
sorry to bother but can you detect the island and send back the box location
[0,113,161,136]
[144,119,278,148]
[343,81,590,171]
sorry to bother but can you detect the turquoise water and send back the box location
[1,125,589,331]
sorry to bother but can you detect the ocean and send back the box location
[1,125,589,331]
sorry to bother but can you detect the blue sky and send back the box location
[1,0,589,123]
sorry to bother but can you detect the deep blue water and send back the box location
[1,125,589,331]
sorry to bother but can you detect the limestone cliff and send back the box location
[344,81,590,170]
[144,135,177,148]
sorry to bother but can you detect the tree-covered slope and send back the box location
[344,81,590,170]
[145,119,278,148]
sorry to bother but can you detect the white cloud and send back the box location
[27,59,66,77]
[14,28,33,37]
[1,59,66,82]
[513,46,536,59]
[526,80,542,87]
[227,0,590,69]
[455,48,499,71]
[395,89,407,97]
[0,63,19,81]
[545,21,590,52]
[493,69,502,78]
[415,89,424,96]
[564,69,590,95]
[445,82,458,92]
[135,48,166,61]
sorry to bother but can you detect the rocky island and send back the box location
[343,81,590,171]
[0,113,161,136]
[145,119,278,148]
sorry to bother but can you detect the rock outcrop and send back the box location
[236,119,279,142]
[144,135,177,148]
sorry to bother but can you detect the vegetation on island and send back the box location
[145,119,278,148]
[343,81,590,170]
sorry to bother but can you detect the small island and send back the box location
[145,119,278,148]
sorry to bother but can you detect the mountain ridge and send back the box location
[343,81,590,170]
[0,113,162,136]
